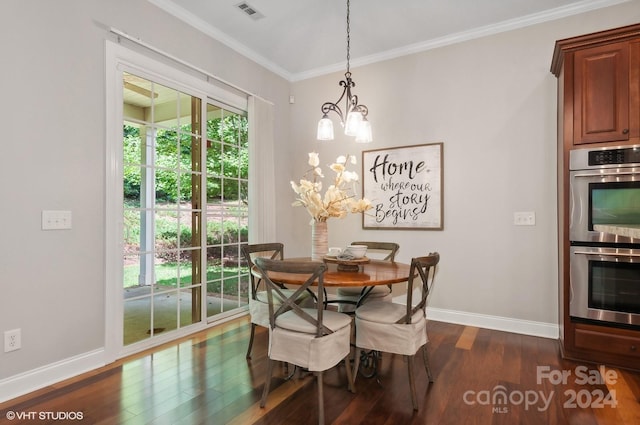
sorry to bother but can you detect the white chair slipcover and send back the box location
[269,309,351,371]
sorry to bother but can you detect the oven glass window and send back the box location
[589,261,640,314]
[589,181,640,230]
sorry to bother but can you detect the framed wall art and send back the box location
[362,142,443,230]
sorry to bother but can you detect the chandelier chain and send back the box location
[346,0,350,74]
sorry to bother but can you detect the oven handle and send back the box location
[573,250,640,257]
[572,170,638,178]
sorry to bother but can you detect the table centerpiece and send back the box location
[291,152,372,260]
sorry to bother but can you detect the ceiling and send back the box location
[149,0,630,81]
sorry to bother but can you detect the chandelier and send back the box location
[317,0,372,143]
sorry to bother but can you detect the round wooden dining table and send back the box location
[257,258,412,288]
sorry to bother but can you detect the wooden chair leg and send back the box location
[246,323,256,359]
[317,371,324,425]
[260,358,275,408]
[407,355,418,411]
[343,354,355,393]
[422,344,434,382]
[351,348,361,387]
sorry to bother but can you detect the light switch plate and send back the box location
[514,211,536,226]
[42,210,72,230]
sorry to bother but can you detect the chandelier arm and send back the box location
[350,100,368,118]
[321,70,355,122]
[320,101,345,122]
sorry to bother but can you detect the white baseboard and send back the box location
[0,349,105,404]
[426,306,559,339]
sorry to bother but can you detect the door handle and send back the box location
[573,250,640,257]
[572,170,639,178]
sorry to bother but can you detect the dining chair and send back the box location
[240,243,311,359]
[254,257,354,425]
[335,241,399,312]
[352,252,440,410]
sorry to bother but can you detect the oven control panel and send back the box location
[571,145,640,170]
[589,148,640,166]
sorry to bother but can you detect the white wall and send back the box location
[284,3,640,332]
[1,0,639,403]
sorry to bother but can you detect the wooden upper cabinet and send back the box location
[574,42,629,144]
[552,23,640,148]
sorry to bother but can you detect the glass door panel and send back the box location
[205,104,249,319]
[123,297,151,346]
[122,72,204,346]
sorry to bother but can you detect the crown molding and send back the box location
[149,0,631,82]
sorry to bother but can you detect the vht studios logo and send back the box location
[463,365,618,413]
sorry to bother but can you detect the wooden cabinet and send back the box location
[574,41,630,144]
[552,24,640,371]
[552,24,640,148]
[574,324,640,359]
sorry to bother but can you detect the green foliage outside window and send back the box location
[123,115,248,203]
[122,114,249,270]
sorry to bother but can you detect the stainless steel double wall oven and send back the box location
[569,146,640,328]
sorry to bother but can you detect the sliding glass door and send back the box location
[121,73,249,346]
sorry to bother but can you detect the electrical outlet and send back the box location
[514,211,536,226]
[4,329,21,352]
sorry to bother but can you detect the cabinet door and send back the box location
[574,41,629,144]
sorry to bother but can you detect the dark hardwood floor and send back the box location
[1,317,639,424]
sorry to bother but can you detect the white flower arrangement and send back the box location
[291,152,372,223]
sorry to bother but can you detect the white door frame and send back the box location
[104,41,248,363]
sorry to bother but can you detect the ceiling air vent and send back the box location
[236,2,264,20]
